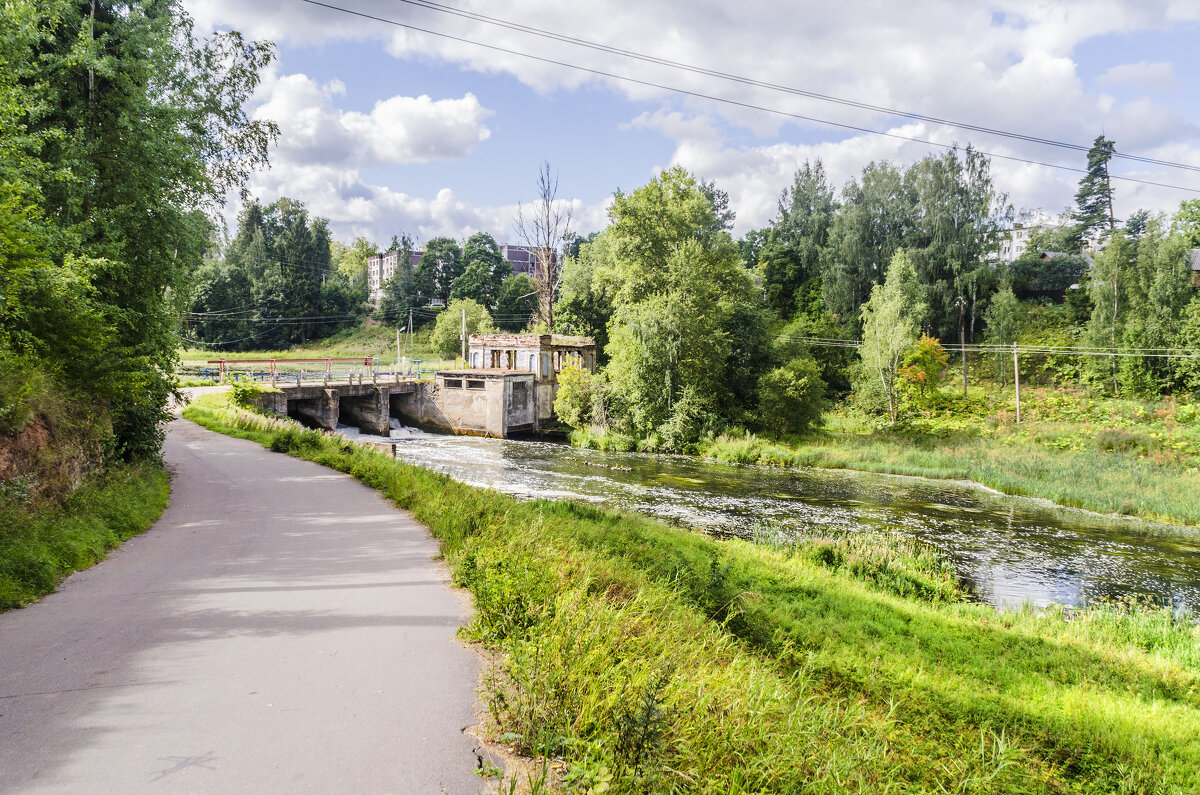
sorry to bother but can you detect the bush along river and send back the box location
[339,421,1200,613]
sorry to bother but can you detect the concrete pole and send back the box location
[461,306,467,366]
[1013,343,1020,425]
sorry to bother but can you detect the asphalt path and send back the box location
[0,415,486,793]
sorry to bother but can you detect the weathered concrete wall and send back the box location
[340,388,391,436]
[506,379,535,431]
[390,374,536,437]
[287,389,339,430]
[391,381,495,436]
[258,382,415,434]
[536,383,555,422]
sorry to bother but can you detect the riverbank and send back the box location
[575,387,1200,527]
[0,463,170,609]
[185,392,1200,793]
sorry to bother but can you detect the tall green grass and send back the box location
[185,393,1200,793]
[0,463,169,609]
[701,429,1200,526]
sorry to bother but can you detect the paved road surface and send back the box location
[0,416,485,793]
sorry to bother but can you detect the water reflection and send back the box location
[340,422,1200,612]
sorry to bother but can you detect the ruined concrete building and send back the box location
[393,333,596,437]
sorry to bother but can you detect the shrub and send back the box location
[757,356,826,438]
[429,298,495,359]
[554,364,604,430]
[229,378,279,411]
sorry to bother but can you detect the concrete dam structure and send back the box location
[254,333,597,439]
[257,381,415,437]
[257,377,541,439]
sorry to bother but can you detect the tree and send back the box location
[418,237,463,305]
[463,232,509,281]
[1117,221,1193,396]
[1072,134,1117,246]
[494,274,539,331]
[553,364,604,429]
[737,227,770,269]
[1,0,275,458]
[207,198,341,348]
[820,161,911,332]
[982,282,1022,385]
[904,147,1010,342]
[897,334,949,407]
[515,161,573,330]
[1007,251,1088,299]
[375,233,416,325]
[1171,199,1200,247]
[1172,297,1200,394]
[600,168,764,443]
[1086,231,1133,394]
[554,231,616,358]
[331,236,375,307]
[761,160,835,317]
[428,298,495,359]
[855,250,923,421]
[757,357,826,438]
[450,260,500,308]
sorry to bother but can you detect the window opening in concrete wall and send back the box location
[466,380,485,390]
[470,351,480,368]
[444,379,463,389]
[509,381,529,412]
[490,350,501,368]
[528,353,537,372]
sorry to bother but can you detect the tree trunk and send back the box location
[960,300,967,398]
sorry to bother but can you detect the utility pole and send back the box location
[1013,343,1021,425]
[460,306,467,365]
[958,295,967,398]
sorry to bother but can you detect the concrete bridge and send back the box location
[258,381,416,436]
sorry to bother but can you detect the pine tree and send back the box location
[1072,135,1117,247]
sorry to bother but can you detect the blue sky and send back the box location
[185,0,1200,246]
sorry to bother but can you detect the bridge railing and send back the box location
[209,358,443,387]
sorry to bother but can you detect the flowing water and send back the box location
[339,421,1200,612]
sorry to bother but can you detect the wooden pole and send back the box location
[1013,343,1021,425]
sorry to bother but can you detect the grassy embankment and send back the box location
[0,464,169,609]
[577,387,1200,527]
[185,391,1200,794]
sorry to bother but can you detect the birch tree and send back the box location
[515,161,572,330]
[856,250,923,421]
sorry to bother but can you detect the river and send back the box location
[339,421,1200,612]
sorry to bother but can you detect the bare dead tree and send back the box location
[515,161,572,331]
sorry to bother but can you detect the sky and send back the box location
[182,0,1200,247]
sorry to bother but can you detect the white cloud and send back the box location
[253,71,492,167]
[1098,61,1177,92]
[187,0,1200,239]
[236,159,608,247]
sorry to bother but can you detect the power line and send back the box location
[301,0,1200,194]
[777,334,1200,359]
[385,0,1200,175]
